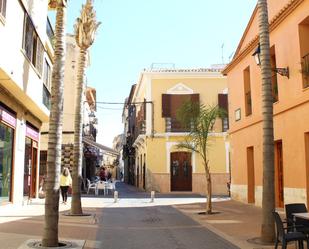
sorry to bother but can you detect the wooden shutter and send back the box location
[218,94,228,111]
[162,94,171,117]
[36,40,44,76]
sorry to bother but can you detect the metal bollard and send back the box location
[114,191,118,203]
[150,191,155,203]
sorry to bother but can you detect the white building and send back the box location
[0,0,53,205]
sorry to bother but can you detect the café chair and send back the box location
[96,181,105,196]
[86,178,97,195]
[104,181,116,195]
[273,211,309,249]
[285,203,309,235]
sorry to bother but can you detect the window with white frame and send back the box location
[22,13,44,76]
[43,59,51,90]
[42,59,51,109]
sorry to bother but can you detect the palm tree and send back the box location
[70,0,100,215]
[257,0,275,243]
[177,102,224,214]
[42,0,67,247]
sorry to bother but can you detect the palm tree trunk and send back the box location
[71,48,87,215]
[204,160,212,214]
[206,171,212,214]
[258,0,275,243]
[42,3,66,247]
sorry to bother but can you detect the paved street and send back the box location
[0,182,239,249]
[88,183,238,249]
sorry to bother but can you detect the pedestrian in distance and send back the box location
[107,171,112,181]
[99,167,106,181]
[60,167,72,204]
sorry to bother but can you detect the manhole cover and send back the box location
[142,217,161,223]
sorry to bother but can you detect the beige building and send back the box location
[0,0,53,204]
[123,68,230,195]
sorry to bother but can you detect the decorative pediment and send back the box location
[166,83,193,94]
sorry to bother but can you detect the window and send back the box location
[0,122,14,204]
[218,93,229,131]
[42,60,51,109]
[43,60,51,90]
[0,0,6,18]
[302,54,309,88]
[299,17,309,88]
[22,13,44,76]
[235,108,241,121]
[162,93,199,132]
[243,67,252,116]
[46,17,54,46]
[270,46,279,102]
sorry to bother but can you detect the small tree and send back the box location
[177,101,225,214]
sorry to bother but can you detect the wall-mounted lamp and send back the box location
[252,44,289,78]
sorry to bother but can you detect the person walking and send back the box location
[60,167,72,204]
[99,167,106,181]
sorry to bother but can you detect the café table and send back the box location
[291,213,309,248]
[293,212,309,220]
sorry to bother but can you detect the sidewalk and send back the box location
[175,200,294,249]
[0,183,296,249]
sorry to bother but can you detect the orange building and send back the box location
[223,0,309,207]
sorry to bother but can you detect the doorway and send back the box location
[305,133,309,208]
[24,138,38,199]
[170,152,192,191]
[247,146,255,203]
[275,140,284,208]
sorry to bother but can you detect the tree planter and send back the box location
[18,239,84,249]
[62,213,92,217]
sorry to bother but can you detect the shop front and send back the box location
[0,104,16,205]
[23,123,39,199]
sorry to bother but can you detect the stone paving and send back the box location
[0,182,294,249]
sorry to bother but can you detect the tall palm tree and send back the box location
[258,0,275,243]
[42,0,67,247]
[70,0,100,215]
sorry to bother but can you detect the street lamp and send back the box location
[252,45,261,66]
[252,44,289,78]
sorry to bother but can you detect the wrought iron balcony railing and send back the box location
[165,117,190,133]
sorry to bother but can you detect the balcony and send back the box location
[165,117,190,133]
[135,120,145,138]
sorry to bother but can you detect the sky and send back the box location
[50,0,257,147]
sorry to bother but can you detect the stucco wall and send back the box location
[227,0,309,206]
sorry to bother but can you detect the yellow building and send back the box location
[124,68,229,195]
[0,0,53,204]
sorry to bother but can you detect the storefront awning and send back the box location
[83,137,119,156]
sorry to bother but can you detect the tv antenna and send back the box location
[221,43,225,64]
